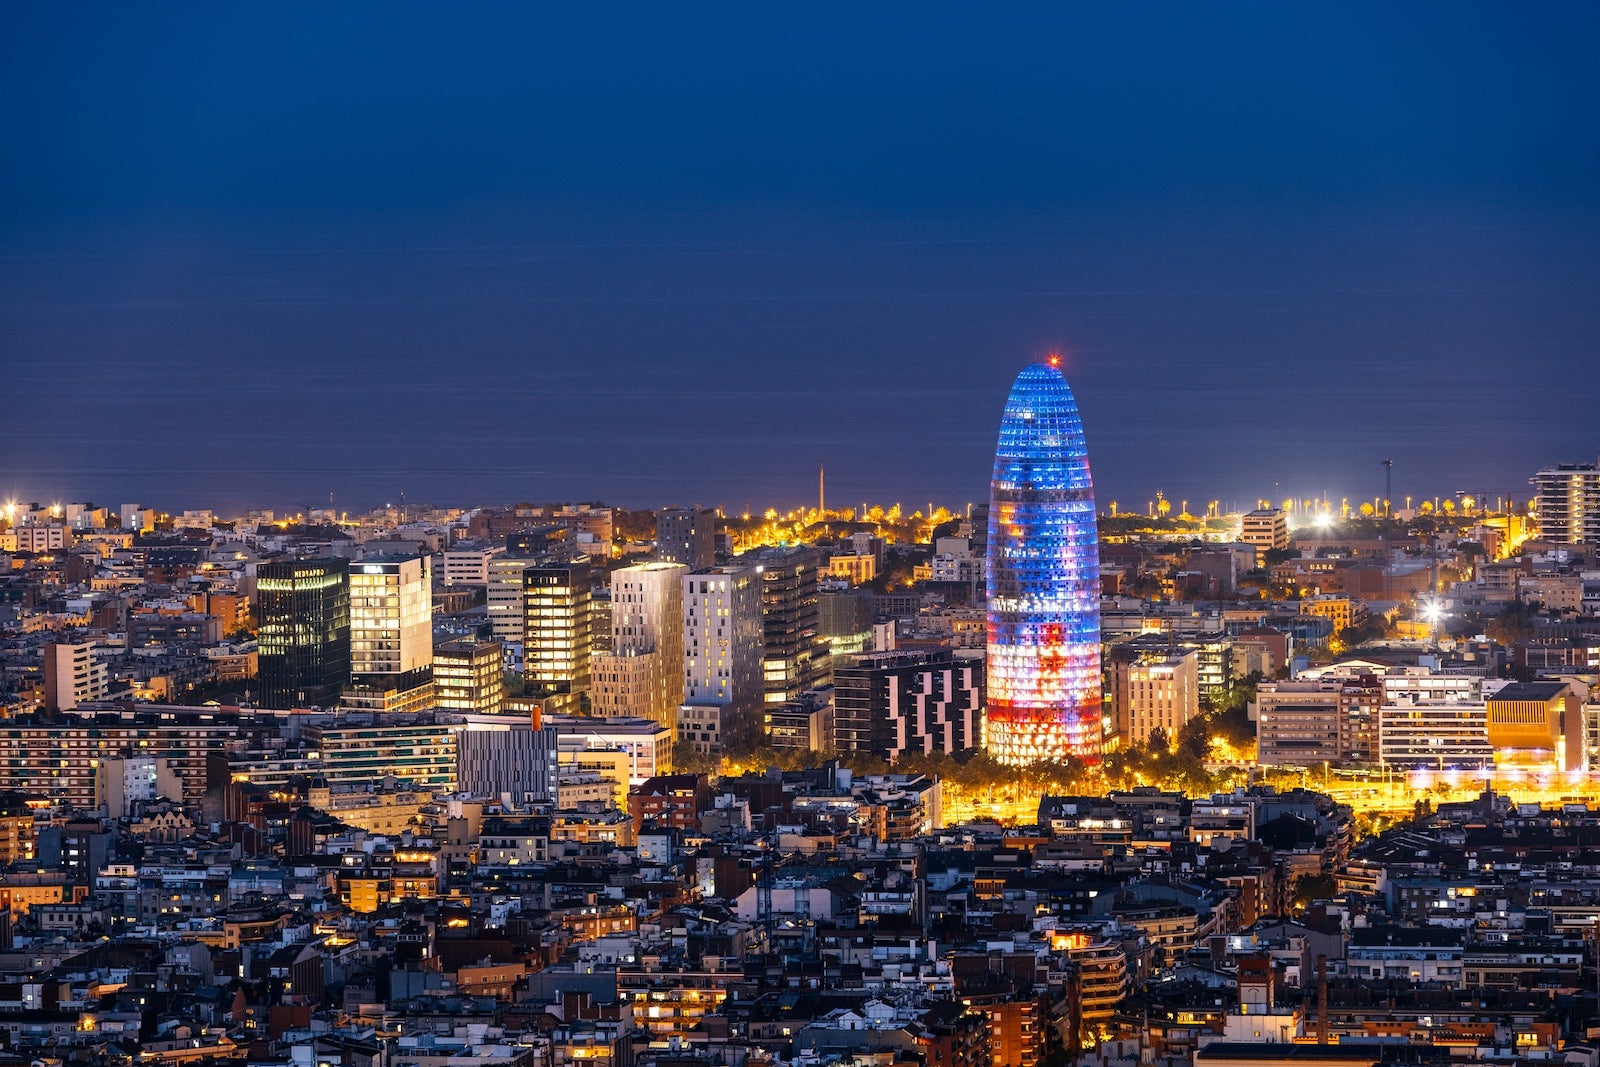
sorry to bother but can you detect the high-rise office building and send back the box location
[344,555,434,714]
[592,562,686,728]
[986,360,1102,764]
[433,637,506,715]
[657,507,717,570]
[524,561,592,712]
[680,564,763,753]
[755,545,832,705]
[1532,456,1600,545]
[256,558,350,709]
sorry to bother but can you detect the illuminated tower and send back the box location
[986,359,1102,764]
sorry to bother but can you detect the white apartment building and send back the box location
[44,641,110,710]
[486,556,530,643]
[682,563,762,714]
[441,542,504,587]
[602,562,687,727]
[1125,650,1200,745]
[1379,702,1492,768]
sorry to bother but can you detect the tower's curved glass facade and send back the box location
[986,362,1102,764]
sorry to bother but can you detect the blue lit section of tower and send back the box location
[986,360,1102,764]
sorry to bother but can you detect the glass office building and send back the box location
[257,558,351,709]
[986,361,1103,764]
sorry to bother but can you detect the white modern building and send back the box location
[486,556,531,643]
[1532,456,1600,545]
[546,714,672,784]
[345,554,434,714]
[591,562,686,728]
[44,641,110,711]
[441,541,505,587]
[680,563,763,753]
[1379,702,1492,768]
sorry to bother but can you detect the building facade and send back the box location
[603,562,686,727]
[43,641,111,711]
[1240,509,1289,560]
[345,555,434,714]
[681,564,763,752]
[834,649,983,761]
[985,360,1102,764]
[656,507,716,570]
[456,719,559,803]
[1532,456,1600,544]
[433,638,506,716]
[1122,650,1199,747]
[486,556,531,644]
[256,558,350,710]
[756,545,832,706]
[524,561,592,709]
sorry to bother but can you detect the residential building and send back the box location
[1379,702,1492,768]
[1532,455,1600,544]
[755,545,831,706]
[441,541,504,587]
[628,773,710,831]
[834,649,983,761]
[681,563,763,753]
[597,562,686,728]
[1122,649,1199,746]
[656,507,716,570]
[234,718,457,792]
[769,688,835,752]
[1241,509,1289,561]
[0,706,240,807]
[43,641,109,711]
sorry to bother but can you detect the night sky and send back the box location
[4,5,1598,516]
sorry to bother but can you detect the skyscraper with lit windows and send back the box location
[985,359,1102,764]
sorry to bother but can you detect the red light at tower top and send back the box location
[1047,352,1062,368]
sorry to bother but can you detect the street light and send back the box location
[1421,600,1445,648]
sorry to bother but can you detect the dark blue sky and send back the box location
[4,5,1598,515]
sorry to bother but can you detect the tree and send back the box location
[1291,873,1337,909]
[1176,716,1210,760]
[1486,601,1537,647]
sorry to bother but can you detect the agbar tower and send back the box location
[985,359,1102,764]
